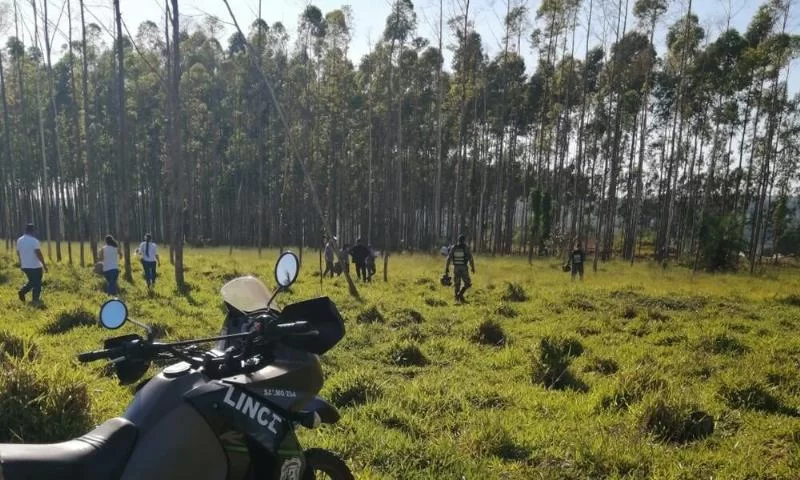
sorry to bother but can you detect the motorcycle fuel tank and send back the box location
[225,346,323,412]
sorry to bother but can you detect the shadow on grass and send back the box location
[42,308,96,334]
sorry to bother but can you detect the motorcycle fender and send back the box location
[302,397,340,424]
[120,404,227,480]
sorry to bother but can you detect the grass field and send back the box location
[0,246,799,479]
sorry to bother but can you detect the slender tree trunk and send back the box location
[31,0,52,259]
[113,0,133,281]
[41,0,64,263]
[79,0,97,264]
[433,0,444,247]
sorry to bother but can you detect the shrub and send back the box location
[501,283,528,302]
[697,333,748,356]
[697,214,744,272]
[472,320,506,347]
[356,305,384,324]
[388,341,428,367]
[600,367,667,410]
[779,294,800,307]
[530,336,586,391]
[0,331,39,362]
[639,397,714,443]
[42,308,96,334]
[0,361,93,442]
[327,372,382,408]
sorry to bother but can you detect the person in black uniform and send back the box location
[569,240,585,281]
[444,234,475,302]
[349,238,370,282]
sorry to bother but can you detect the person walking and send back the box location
[323,239,336,278]
[16,223,47,305]
[349,238,370,282]
[445,234,475,302]
[98,235,122,295]
[136,233,160,289]
[569,240,585,281]
[366,244,377,281]
[339,243,350,277]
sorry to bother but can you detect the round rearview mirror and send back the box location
[275,252,300,288]
[99,299,128,330]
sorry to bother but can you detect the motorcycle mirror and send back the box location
[99,299,128,330]
[274,251,300,288]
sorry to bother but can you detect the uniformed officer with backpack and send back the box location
[444,235,475,302]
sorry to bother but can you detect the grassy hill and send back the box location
[0,247,798,479]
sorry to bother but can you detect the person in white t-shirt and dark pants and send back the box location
[16,223,47,304]
[136,233,160,289]
[98,235,122,295]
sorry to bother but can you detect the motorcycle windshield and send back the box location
[220,276,273,314]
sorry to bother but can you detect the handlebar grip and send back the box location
[77,349,110,363]
[273,321,311,334]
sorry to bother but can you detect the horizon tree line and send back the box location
[0,0,798,288]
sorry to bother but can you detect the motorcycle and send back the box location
[0,252,353,480]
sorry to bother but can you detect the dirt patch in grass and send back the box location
[502,283,528,302]
[42,308,96,334]
[414,277,435,286]
[583,356,619,375]
[495,303,518,318]
[388,341,428,367]
[472,320,506,347]
[327,373,382,408]
[567,298,596,311]
[621,305,638,319]
[357,305,385,324]
[652,334,687,347]
[466,390,509,409]
[576,324,601,336]
[391,308,425,327]
[639,397,715,443]
[424,297,447,307]
[612,290,707,312]
[718,381,797,416]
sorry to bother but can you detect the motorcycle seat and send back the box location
[0,417,137,480]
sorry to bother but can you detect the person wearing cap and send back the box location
[349,238,371,282]
[16,223,47,304]
[444,234,475,302]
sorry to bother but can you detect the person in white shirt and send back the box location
[98,234,122,295]
[136,233,160,289]
[16,223,47,304]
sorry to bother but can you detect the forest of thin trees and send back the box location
[0,0,798,285]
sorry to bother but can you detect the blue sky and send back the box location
[1,0,798,92]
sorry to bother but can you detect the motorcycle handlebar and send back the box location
[77,347,123,363]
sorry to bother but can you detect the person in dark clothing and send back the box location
[366,245,377,281]
[323,239,336,278]
[569,241,585,281]
[349,238,370,282]
[445,234,475,302]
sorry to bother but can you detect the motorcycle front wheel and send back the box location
[302,448,354,480]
